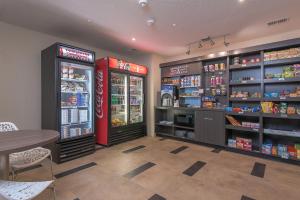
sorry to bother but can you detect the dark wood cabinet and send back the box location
[195,110,225,146]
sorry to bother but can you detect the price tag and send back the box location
[238,112,244,114]
[242,98,247,100]
[280,97,286,100]
[242,64,246,67]
[253,129,259,131]
[281,114,288,118]
[278,78,285,81]
[241,81,247,83]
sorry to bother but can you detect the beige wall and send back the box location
[0,21,152,130]
[165,28,300,62]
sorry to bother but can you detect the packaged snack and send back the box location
[287,106,296,115]
[288,145,297,159]
[279,103,288,114]
[272,146,278,156]
[261,102,273,113]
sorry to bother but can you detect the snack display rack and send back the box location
[157,38,300,165]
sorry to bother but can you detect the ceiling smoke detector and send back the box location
[139,0,148,7]
[147,18,155,26]
[267,18,290,26]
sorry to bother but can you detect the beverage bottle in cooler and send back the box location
[191,76,195,87]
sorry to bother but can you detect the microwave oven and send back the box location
[174,114,194,127]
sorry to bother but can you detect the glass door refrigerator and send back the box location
[95,57,147,146]
[42,43,95,163]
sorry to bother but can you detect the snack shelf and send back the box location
[264,57,300,66]
[61,121,91,126]
[229,63,261,71]
[264,77,300,84]
[61,106,89,109]
[229,80,261,86]
[262,113,300,119]
[225,111,260,117]
[225,125,260,133]
[264,129,300,138]
[179,96,201,98]
[229,98,261,102]
[263,97,300,102]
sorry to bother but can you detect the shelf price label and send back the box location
[280,114,288,118]
[280,97,286,100]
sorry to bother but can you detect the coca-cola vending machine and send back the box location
[95,57,148,146]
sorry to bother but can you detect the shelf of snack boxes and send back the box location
[226,111,300,120]
[225,124,260,133]
[229,80,261,86]
[263,56,300,66]
[229,62,262,71]
[61,90,89,94]
[264,77,300,84]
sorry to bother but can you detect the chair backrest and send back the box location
[0,122,18,133]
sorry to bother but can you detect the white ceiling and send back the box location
[1,0,300,56]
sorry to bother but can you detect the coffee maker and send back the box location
[161,85,177,107]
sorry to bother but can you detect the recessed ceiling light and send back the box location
[132,37,136,41]
[87,19,92,23]
[239,0,245,2]
[172,23,176,27]
[139,0,148,7]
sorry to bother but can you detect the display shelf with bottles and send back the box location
[111,73,128,127]
[202,58,228,109]
[130,76,144,124]
[60,62,93,140]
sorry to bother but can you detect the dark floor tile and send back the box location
[122,145,146,153]
[124,162,156,179]
[211,148,222,153]
[73,198,80,200]
[149,194,167,200]
[55,162,97,179]
[159,138,167,141]
[251,162,266,178]
[170,146,188,154]
[183,161,206,176]
[241,195,255,200]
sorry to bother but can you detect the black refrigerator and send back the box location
[41,43,95,163]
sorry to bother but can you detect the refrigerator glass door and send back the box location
[60,61,93,140]
[111,73,128,127]
[130,76,143,124]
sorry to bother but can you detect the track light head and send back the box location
[186,46,191,55]
[198,42,203,48]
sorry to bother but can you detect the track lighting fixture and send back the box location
[138,0,148,7]
[198,42,203,48]
[186,46,191,55]
[224,35,230,47]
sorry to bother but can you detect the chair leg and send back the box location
[52,185,56,200]
[50,154,54,180]
[11,169,16,181]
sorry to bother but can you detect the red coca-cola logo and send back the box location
[95,70,104,119]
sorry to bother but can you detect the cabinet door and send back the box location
[195,111,205,142]
[203,111,225,146]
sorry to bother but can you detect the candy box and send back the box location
[294,144,300,150]
[228,139,236,148]
[272,146,278,156]
[262,144,272,155]
[288,145,297,159]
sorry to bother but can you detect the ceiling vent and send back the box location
[267,18,290,26]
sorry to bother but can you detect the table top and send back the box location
[0,130,59,154]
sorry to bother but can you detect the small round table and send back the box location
[0,130,59,180]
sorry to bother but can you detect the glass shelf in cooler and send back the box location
[111,73,128,127]
[60,61,93,139]
[130,76,143,124]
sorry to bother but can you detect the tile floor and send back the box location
[17,136,300,200]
